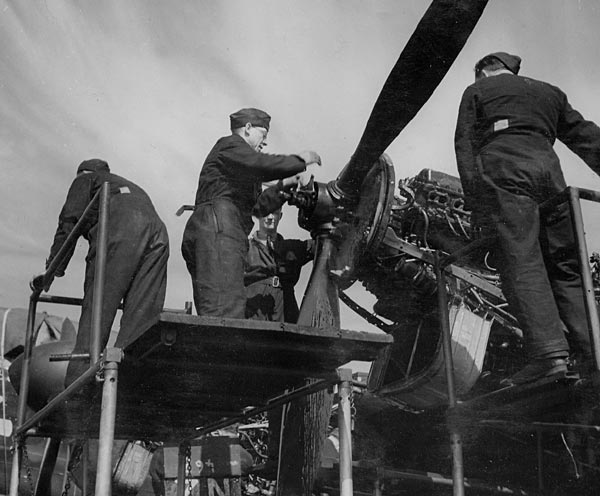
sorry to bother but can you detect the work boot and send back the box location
[501,357,569,386]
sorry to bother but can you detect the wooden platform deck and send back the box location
[34,312,392,441]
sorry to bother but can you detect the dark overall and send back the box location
[244,233,313,323]
[181,134,305,317]
[243,230,313,467]
[47,162,169,387]
[455,73,600,360]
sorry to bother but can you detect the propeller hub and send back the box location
[296,181,338,232]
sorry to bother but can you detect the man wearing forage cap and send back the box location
[454,52,600,385]
[31,159,170,386]
[181,107,321,318]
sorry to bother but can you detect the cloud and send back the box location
[3,0,600,329]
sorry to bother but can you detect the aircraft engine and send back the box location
[354,166,492,324]
[296,157,523,410]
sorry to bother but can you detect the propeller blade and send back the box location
[335,0,489,199]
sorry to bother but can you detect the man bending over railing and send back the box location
[32,158,169,387]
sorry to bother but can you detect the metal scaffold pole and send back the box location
[435,251,465,496]
[92,182,114,496]
[567,187,600,372]
[95,358,119,496]
[338,368,354,496]
[91,183,111,364]
[9,292,40,496]
[176,442,189,496]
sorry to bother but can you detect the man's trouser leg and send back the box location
[181,204,247,318]
[245,282,284,321]
[65,257,123,387]
[491,188,569,358]
[117,222,169,348]
[540,203,592,359]
[65,218,165,386]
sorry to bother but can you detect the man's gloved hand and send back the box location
[297,150,322,166]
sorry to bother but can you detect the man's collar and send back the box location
[483,68,514,78]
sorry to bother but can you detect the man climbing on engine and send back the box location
[454,52,600,385]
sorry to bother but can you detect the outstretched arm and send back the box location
[219,137,309,181]
[46,173,95,276]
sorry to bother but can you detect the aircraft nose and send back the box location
[9,340,75,411]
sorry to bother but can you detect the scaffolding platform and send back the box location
[455,373,600,425]
[31,312,392,441]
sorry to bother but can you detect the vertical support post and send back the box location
[62,444,71,495]
[87,182,112,494]
[8,440,21,496]
[94,360,119,496]
[91,182,110,364]
[435,252,465,496]
[9,293,41,496]
[373,467,383,496]
[82,440,89,496]
[338,368,353,496]
[567,188,600,371]
[176,443,188,496]
[536,428,544,491]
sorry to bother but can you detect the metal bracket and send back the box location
[104,347,124,363]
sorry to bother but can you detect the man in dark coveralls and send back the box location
[244,198,314,478]
[245,206,314,323]
[455,52,600,384]
[181,107,321,318]
[35,159,169,386]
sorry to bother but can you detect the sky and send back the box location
[2,0,600,332]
